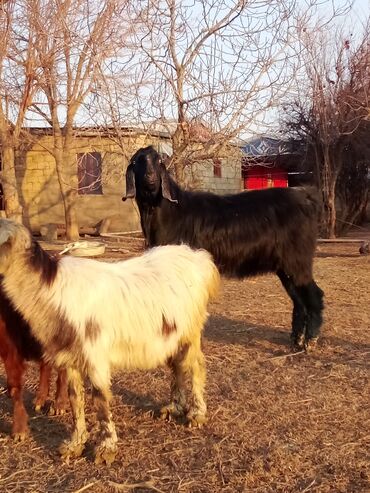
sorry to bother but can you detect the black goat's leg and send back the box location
[277,270,307,350]
[297,281,324,349]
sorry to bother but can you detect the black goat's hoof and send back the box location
[291,334,305,352]
[304,337,319,352]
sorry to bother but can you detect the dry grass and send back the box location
[0,238,369,492]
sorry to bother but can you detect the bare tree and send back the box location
[336,151,369,232]
[122,0,348,185]
[353,23,370,121]
[336,28,370,231]
[28,0,126,239]
[282,20,369,237]
[0,0,38,222]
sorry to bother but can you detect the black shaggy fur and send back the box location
[123,145,324,349]
[29,240,59,286]
[0,283,43,361]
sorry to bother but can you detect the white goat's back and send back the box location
[51,245,219,371]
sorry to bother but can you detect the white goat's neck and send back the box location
[2,251,81,367]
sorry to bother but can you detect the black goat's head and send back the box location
[122,146,177,204]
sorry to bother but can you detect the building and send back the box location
[2,129,310,235]
[3,126,243,233]
[241,136,308,190]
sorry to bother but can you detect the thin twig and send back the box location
[0,469,29,484]
[340,435,370,448]
[218,458,226,486]
[72,481,100,493]
[288,398,312,404]
[108,480,165,492]
[263,350,305,361]
[301,478,316,492]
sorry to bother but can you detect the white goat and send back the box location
[0,219,220,465]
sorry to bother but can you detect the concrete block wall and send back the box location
[16,134,164,233]
[186,158,243,194]
[16,134,243,233]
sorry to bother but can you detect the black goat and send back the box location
[123,145,324,350]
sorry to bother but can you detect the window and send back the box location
[213,158,222,178]
[77,152,102,195]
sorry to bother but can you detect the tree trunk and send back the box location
[1,143,23,223]
[54,147,79,241]
[326,182,337,238]
[171,124,186,185]
[173,158,185,185]
[320,147,340,239]
[61,186,79,241]
[336,159,369,235]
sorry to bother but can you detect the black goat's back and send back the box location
[140,185,320,285]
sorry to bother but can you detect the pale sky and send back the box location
[353,0,369,16]
[19,0,370,136]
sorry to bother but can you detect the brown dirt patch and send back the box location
[0,238,369,492]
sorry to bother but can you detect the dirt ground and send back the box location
[0,234,369,493]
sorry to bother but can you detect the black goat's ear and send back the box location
[122,164,136,201]
[160,164,178,203]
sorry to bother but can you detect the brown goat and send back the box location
[0,291,68,441]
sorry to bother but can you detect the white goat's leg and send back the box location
[160,353,188,421]
[186,343,207,428]
[59,368,88,462]
[92,385,118,466]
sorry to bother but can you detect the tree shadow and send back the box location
[205,314,290,349]
[204,314,370,369]
[114,386,167,419]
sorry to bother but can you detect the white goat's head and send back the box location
[0,219,32,273]
[122,146,177,205]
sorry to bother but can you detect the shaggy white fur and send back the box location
[0,218,220,465]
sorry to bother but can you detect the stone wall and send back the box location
[16,133,158,233]
[185,152,243,194]
[16,133,243,233]
[190,159,242,194]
